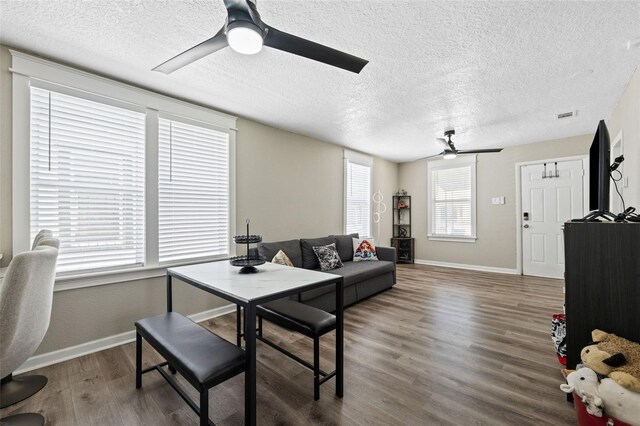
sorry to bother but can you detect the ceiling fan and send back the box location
[418,129,504,161]
[152,0,368,74]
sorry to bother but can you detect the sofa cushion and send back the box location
[298,260,394,302]
[257,240,302,268]
[329,233,358,262]
[331,260,394,286]
[300,237,336,270]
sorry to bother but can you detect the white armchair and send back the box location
[0,230,59,425]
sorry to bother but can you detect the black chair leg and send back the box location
[135,332,142,389]
[169,365,177,374]
[258,316,263,337]
[200,388,209,426]
[313,336,320,401]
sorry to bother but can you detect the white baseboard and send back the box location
[14,304,236,375]
[414,259,518,275]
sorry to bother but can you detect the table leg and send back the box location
[336,277,344,398]
[244,303,257,426]
[236,306,242,347]
[166,275,173,312]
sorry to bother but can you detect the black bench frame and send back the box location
[236,306,336,400]
[135,321,243,426]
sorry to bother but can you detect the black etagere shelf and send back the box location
[391,193,414,264]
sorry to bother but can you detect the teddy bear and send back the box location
[560,367,604,417]
[581,329,640,393]
[599,378,640,426]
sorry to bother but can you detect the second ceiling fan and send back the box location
[419,129,504,161]
[153,0,368,74]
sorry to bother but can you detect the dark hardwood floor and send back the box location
[1,264,576,425]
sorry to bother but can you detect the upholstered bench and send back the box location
[255,299,336,400]
[135,312,245,426]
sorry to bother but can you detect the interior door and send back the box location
[521,160,584,278]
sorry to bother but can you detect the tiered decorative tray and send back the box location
[229,219,265,274]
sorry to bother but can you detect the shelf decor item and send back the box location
[229,219,266,274]
[372,190,387,241]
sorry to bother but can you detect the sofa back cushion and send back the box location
[257,239,303,268]
[300,237,336,270]
[329,233,359,262]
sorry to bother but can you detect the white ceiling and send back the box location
[1,1,639,162]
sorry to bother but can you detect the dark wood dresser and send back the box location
[563,221,640,369]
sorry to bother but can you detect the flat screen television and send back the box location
[585,120,612,219]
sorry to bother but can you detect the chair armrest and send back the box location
[376,246,397,264]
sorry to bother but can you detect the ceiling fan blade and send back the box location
[152,27,228,74]
[456,148,504,154]
[413,152,445,162]
[223,0,251,12]
[263,26,368,73]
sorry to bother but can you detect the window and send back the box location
[427,156,477,242]
[30,86,146,273]
[13,50,237,282]
[158,117,230,263]
[344,150,372,238]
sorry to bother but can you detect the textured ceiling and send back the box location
[1,1,639,162]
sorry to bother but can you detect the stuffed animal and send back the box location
[560,368,604,417]
[581,329,640,393]
[599,378,640,426]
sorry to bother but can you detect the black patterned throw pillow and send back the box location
[312,243,344,272]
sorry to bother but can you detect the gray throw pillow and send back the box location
[329,233,359,262]
[312,243,344,272]
[257,240,302,268]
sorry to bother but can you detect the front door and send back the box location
[521,160,584,278]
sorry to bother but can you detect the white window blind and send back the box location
[30,86,146,273]
[158,118,230,263]
[428,157,476,240]
[345,152,372,237]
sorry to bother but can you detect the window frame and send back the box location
[343,150,373,239]
[427,155,477,243]
[10,50,237,289]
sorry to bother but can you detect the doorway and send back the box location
[519,158,586,278]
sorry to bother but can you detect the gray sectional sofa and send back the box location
[250,234,397,312]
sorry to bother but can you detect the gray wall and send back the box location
[396,65,640,270]
[0,45,399,355]
[398,135,592,269]
[608,66,639,209]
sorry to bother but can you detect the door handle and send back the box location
[523,224,530,228]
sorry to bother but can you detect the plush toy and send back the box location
[581,329,640,393]
[560,368,604,417]
[599,378,640,426]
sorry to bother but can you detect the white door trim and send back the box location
[515,155,589,275]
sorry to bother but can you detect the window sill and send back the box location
[53,256,230,292]
[427,235,477,243]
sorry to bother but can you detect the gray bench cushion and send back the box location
[329,233,358,262]
[135,313,245,389]
[257,299,336,336]
[257,239,303,268]
[300,237,336,270]
[299,260,395,302]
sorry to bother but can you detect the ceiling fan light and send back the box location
[443,150,457,160]
[227,23,263,55]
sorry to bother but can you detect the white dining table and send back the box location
[166,261,345,426]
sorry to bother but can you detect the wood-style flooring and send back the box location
[1,264,576,425]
